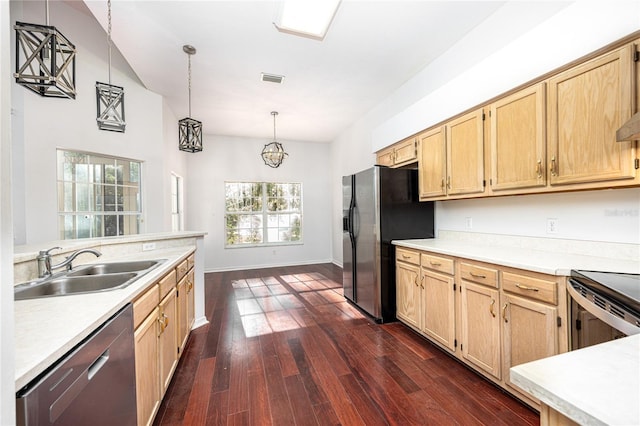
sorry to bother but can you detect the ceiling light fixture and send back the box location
[96,0,125,132]
[261,72,285,84]
[178,45,203,153]
[274,0,341,41]
[14,0,77,98]
[261,111,288,168]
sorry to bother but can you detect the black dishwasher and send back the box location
[16,304,137,426]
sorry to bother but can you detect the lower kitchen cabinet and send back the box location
[395,246,568,410]
[396,251,421,329]
[133,251,196,426]
[460,280,502,379]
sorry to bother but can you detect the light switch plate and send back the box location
[142,242,156,251]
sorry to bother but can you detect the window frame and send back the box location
[56,149,143,240]
[224,181,303,248]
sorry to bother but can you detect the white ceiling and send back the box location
[79,1,565,144]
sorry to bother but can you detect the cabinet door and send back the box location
[548,44,636,185]
[177,275,189,355]
[491,83,547,191]
[376,146,395,167]
[460,280,501,379]
[502,293,557,391]
[446,109,485,195]
[396,261,421,329]
[135,307,160,426]
[421,269,455,352]
[418,126,447,199]
[394,137,418,166]
[159,288,178,395]
[187,269,195,330]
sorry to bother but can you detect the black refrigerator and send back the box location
[342,166,434,323]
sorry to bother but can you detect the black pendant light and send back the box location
[96,0,125,132]
[261,111,288,168]
[178,45,203,153]
[14,0,77,99]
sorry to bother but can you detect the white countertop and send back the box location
[14,246,195,391]
[393,239,640,275]
[510,335,640,425]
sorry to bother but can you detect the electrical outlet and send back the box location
[546,218,558,234]
[142,242,156,251]
[465,217,473,229]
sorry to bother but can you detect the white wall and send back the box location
[331,1,640,265]
[1,1,16,422]
[11,0,174,245]
[186,134,332,272]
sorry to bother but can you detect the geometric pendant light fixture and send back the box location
[96,0,125,132]
[14,0,77,99]
[178,45,203,153]
[261,111,288,168]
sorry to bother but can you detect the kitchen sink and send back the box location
[14,259,166,301]
[67,260,162,276]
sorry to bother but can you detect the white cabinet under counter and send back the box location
[510,334,640,426]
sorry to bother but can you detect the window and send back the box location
[171,173,183,232]
[57,150,142,239]
[225,182,302,247]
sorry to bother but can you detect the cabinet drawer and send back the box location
[187,253,195,271]
[396,248,420,265]
[133,284,159,329]
[460,262,498,288]
[502,272,557,305]
[176,259,189,282]
[159,269,177,300]
[421,253,454,275]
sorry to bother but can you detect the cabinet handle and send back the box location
[420,275,425,289]
[536,159,542,178]
[441,178,445,189]
[550,156,557,177]
[402,254,411,259]
[392,151,397,163]
[446,176,451,189]
[414,273,419,287]
[502,303,508,323]
[489,299,496,317]
[158,313,169,333]
[515,283,539,292]
[469,272,486,279]
[430,261,442,266]
[187,280,193,292]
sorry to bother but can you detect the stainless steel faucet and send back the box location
[37,247,102,278]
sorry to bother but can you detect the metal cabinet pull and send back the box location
[402,254,411,259]
[414,273,419,287]
[515,283,539,292]
[490,299,496,317]
[470,272,486,279]
[441,178,445,189]
[502,303,508,323]
[420,275,425,289]
[430,261,442,266]
[158,313,169,333]
[446,176,451,189]
[550,156,557,176]
[536,159,542,178]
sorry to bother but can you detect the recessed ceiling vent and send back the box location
[261,73,285,84]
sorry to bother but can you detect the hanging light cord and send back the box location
[188,53,192,117]
[273,112,277,141]
[107,0,112,85]
[45,0,50,26]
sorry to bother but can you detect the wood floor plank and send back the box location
[155,264,539,426]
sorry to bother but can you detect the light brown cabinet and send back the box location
[490,83,547,191]
[459,264,501,379]
[418,109,485,200]
[396,248,421,329]
[547,44,636,187]
[376,136,418,167]
[395,247,569,409]
[420,255,456,352]
[133,251,196,426]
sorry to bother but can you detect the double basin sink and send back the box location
[14,259,166,301]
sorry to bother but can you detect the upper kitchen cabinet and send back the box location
[418,126,447,198]
[547,43,638,187]
[490,83,547,191]
[376,136,418,168]
[419,109,485,200]
[446,109,485,197]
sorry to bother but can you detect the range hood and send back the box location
[616,111,640,142]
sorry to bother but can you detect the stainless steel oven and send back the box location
[568,270,640,350]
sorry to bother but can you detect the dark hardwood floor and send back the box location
[153,263,539,425]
